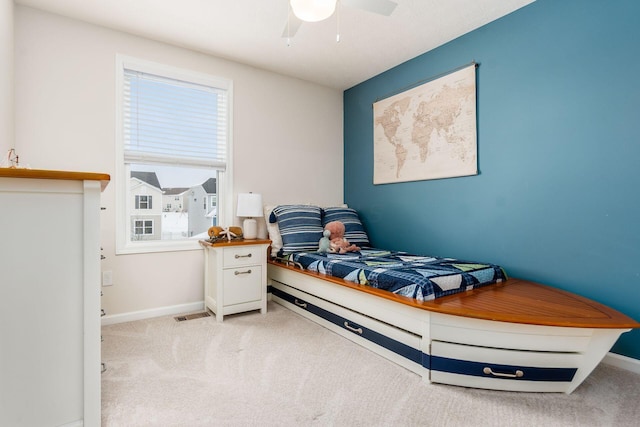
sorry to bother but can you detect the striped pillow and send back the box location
[322,207,370,247]
[270,205,323,254]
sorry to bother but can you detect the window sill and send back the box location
[116,239,203,255]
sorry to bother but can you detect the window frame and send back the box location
[115,55,233,255]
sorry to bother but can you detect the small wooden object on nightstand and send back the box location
[200,239,271,322]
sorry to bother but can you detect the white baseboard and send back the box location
[101,301,205,326]
[601,352,640,374]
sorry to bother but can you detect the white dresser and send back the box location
[0,168,109,427]
[201,239,271,322]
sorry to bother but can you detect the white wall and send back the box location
[0,0,13,154]
[14,6,344,317]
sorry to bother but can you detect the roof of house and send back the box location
[131,171,161,189]
[201,178,217,194]
[162,187,189,196]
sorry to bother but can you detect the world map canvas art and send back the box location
[373,64,477,184]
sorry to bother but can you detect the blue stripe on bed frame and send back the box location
[431,356,578,382]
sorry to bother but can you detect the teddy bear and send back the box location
[324,221,360,254]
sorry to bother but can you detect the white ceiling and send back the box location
[15,0,535,90]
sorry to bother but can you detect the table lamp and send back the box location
[236,192,263,240]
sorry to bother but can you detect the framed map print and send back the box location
[373,64,477,184]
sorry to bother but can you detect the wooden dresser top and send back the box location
[0,168,110,191]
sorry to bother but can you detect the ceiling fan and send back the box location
[282,0,398,40]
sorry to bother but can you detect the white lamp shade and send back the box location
[236,193,263,218]
[291,0,337,22]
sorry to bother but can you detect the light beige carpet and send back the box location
[101,301,640,426]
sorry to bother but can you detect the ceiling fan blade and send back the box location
[341,0,398,16]
[281,12,303,38]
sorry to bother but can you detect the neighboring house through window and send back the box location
[129,172,162,241]
[116,56,232,254]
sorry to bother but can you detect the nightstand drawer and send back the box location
[223,245,263,268]
[223,265,262,306]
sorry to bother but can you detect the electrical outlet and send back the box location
[102,270,113,286]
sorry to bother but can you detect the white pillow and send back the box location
[264,205,283,257]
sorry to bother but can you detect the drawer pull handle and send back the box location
[343,321,363,335]
[235,253,252,259]
[294,299,307,308]
[234,269,252,275]
[483,367,524,378]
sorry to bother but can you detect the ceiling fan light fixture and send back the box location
[290,0,337,23]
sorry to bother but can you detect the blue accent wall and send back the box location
[344,0,640,359]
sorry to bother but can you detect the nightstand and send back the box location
[200,239,271,322]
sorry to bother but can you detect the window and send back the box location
[135,195,152,209]
[133,220,154,236]
[116,56,233,254]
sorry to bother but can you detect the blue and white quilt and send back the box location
[281,249,507,302]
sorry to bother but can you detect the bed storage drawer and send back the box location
[430,341,580,392]
[270,282,425,373]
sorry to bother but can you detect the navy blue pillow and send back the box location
[271,205,323,253]
[322,207,370,247]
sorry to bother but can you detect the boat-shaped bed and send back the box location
[265,204,639,393]
[268,257,639,393]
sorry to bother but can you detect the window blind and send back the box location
[123,69,227,169]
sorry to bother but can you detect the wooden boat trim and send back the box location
[267,259,640,329]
